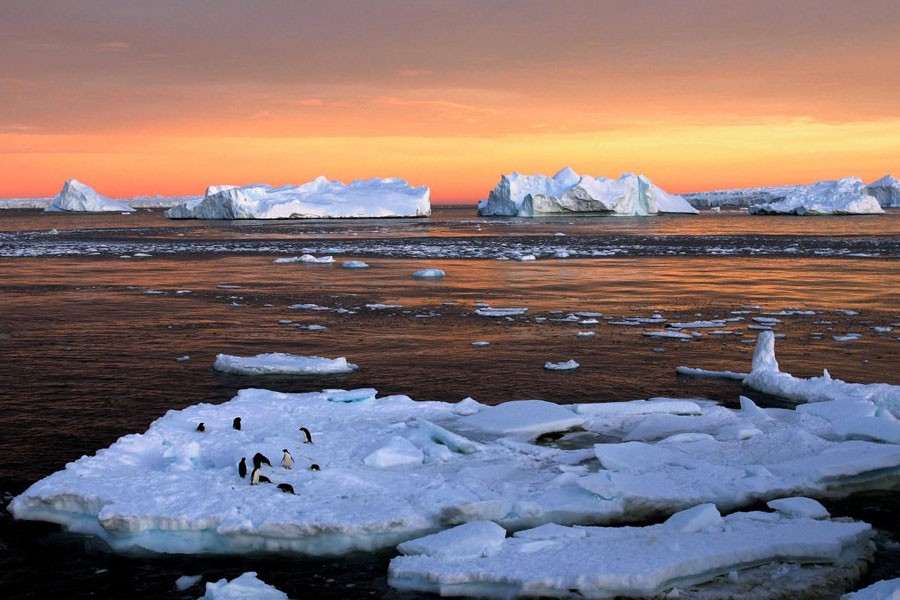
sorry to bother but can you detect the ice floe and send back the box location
[273,254,335,264]
[389,506,872,599]
[544,360,580,371]
[411,268,445,278]
[212,353,358,375]
[843,577,900,600]
[477,167,698,217]
[45,179,135,213]
[342,260,369,268]
[748,177,884,216]
[200,572,288,599]
[474,307,528,317]
[165,176,431,219]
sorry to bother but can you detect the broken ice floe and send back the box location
[474,307,528,317]
[412,268,445,278]
[212,353,358,375]
[273,254,335,264]
[199,572,288,599]
[388,504,872,599]
[342,260,369,268]
[842,577,900,600]
[544,360,580,371]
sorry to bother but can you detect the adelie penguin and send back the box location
[196,422,205,432]
[299,427,313,444]
[310,463,320,471]
[281,449,293,470]
[276,483,295,495]
[238,457,247,478]
[252,452,272,469]
[232,417,242,431]
[250,466,271,485]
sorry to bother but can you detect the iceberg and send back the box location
[865,174,900,207]
[200,572,288,599]
[388,507,873,599]
[476,168,697,217]
[748,177,884,215]
[164,176,431,219]
[44,179,135,213]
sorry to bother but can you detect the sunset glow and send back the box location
[2,1,898,201]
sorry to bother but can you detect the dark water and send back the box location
[1,207,898,598]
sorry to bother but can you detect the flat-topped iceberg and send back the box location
[389,505,873,599]
[45,179,135,213]
[865,174,900,207]
[165,176,430,219]
[748,177,884,215]
[477,167,698,217]
[212,353,358,375]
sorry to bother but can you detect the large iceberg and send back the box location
[476,167,698,217]
[865,174,900,207]
[747,177,884,215]
[164,176,430,219]
[44,179,135,213]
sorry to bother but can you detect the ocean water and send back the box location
[1,206,899,598]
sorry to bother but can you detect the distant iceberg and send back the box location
[865,174,900,208]
[748,177,884,215]
[476,168,698,217]
[45,180,135,213]
[165,176,431,219]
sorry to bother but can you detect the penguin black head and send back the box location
[276,483,295,494]
[232,417,242,431]
[299,427,312,444]
[196,422,205,432]
[283,448,289,454]
[258,474,271,484]
[310,463,320,471]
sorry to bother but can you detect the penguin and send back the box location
[276,483,295,494]
[233,417,242,431]
[299,427,313,444]
[258,474,271,484]
[252,452,271,469]
[238,457,247,478]
[196,422,205,432]
[310,463,320,471]
[281,449,293,470]
[250,466,260,485]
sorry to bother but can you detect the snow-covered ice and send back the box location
[199,572,288,599]
[477,167,697,217]
[45,180,135,213]
[212,353,358,375]
[748,177,884,216]
[165,176,431,219]
[411,268,445,279]
[389,506,872,599]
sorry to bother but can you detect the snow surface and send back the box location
[212,353,358,375]
[45,180,135,213]
[748,177,884,216]
[477,167,697,217]
[165,176,431,219]
[199,572,288,599]
[388,506,872,599]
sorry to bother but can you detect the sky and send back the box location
[1,0,899,202]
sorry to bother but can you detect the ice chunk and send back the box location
[45,179,135,213]
[200,572,288,599]
[676,366,748,380]
[212,353,358,375]
[396,521,507,559]
[475,307,528,317]
[766,497,830,519]
[174,574,201,591]
[843,577,900,599]
[457,400,583,439]
[342,260,369,268]
[389,509,872,599]
[749,177,884,215]
[411,269,445,279]
[544,360,579,371]
[165,176,430,219]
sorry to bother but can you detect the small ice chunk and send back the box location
[834,333,862,342]
[175,574,201,591]
[545,360,579,371]
[213,353,358,375]
[664,503,723,533]
[576,331,596,338]
[175,356,191,363]
[475,307,528,317]
[412,269,445,278]
[342,260,369,268]
[200,572,288,599]
[643,331,693,340]
[471,341,491,346]
[766,497,830,520]
[396,521,507,559]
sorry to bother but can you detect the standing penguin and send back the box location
[282,449,293,470]
[238,457,247,478]
[299,427,313,444]
[232,417,242,431]
[250,466,260,485]
[196,422,205,432]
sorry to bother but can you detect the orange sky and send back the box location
[2,1,899,202]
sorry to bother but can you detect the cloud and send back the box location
[95,41,131,52]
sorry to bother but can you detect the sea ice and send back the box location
[212,353,358,375]
[45,179,135,213]
[411,269,445,279]
[342,260,369,268]
[174,574,202,591]
[748,177,884,215]
[477,167,697,217]
[544,360,580,371]
[843,577,900,599]
[274,254,335,264]
[165,176,431,219]
[388,506,872,599]
[474,307,528,317]
[200,572,288,599]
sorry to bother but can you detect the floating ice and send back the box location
[212,353,358,375]
[669,320,726,329]
[45,179,135,213]
[389,505,872,599]
[474,307,528,317]
[200,572,288,599]
[544,360,580,371]
[843,577,900,599]
[471,341,491,346]
[642,330,693,339]
[865,174,900,207]
[274,254,335,264]
[174,574,202,591]
[165,176,431,219]
[477,167,697,217]
[366,303,403,310]
[834,333,862,342]
[675,366,748,380]
[342,260,369,268]
[412,269,445,279]
[749,177,884,215]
